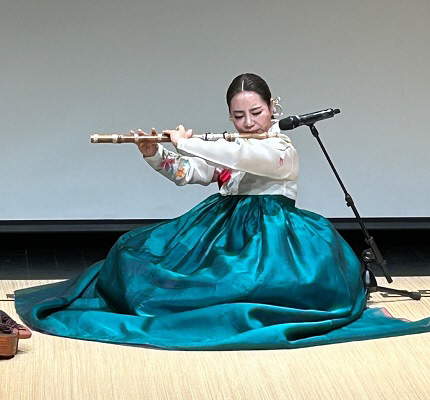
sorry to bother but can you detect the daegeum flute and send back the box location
[90,132,283,143]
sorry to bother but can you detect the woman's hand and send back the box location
[135,128,158,157]
[163,125,193,147]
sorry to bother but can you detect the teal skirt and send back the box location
[14,194,430,349]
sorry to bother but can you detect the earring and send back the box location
[271,96,283,118]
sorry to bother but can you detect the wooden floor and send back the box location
[1,277,430,400]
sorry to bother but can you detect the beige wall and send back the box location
[1,0,429,219]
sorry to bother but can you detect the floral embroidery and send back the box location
[176,159,190,179]
[279,149,285,166]
[176,167,186,179]
[160,157,175,173]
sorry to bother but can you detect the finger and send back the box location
[186,129,193,138]
[151,127,157,136]
[136,130,146,148]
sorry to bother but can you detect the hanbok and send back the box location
[15,125,430,350]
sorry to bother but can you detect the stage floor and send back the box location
[1,277,430,400]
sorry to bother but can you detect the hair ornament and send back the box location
[272,96,283,117]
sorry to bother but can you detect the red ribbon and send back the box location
[217,169,231,189]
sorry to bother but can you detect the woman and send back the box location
[14,73,430,350]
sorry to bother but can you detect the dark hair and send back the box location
[226,73,272,110]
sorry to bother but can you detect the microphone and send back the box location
[278,108,340,131]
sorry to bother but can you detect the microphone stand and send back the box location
[308,124,421,301]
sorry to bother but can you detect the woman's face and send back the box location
[229,91,272,133]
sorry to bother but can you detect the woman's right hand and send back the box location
[134,128,159,157]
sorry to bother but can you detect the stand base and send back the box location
[372,285,421,300]
[363,269,422,301]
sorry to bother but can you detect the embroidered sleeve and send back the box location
[176,136,299,181]
[144,145,216,186]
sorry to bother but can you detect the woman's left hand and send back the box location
[163,125,193,147]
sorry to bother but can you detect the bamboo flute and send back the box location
[90,131,283,144]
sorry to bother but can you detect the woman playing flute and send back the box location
[14,73,430,350]
[137,74,297,199]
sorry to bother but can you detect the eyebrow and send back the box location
[233,106,263,114]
